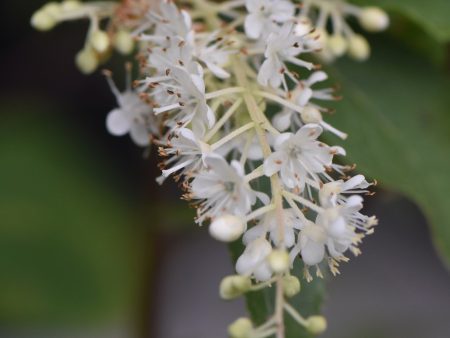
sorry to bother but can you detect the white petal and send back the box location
[106,109,130,136]
[297,87,313,106]
[301,240,325,266]
[130,124,149,146]
[244,14,264,39]
[273,111,292,131]
[263,152,283,177]
[306,71,328,86]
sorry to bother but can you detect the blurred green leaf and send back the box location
[352,0,450,42]
[0,100,144,326]
[229,242,325,338]
[327,37,450,265]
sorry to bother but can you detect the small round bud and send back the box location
[267,249,290,273]
[61,0,82,12]
[90,30,110,53]
[359,7,389,32]
[282,275,301,297]
[327,34,347,57]
[220,275,252,300]
[114,30,135,55]
[228,317,253,338]
[31,10,57,31]
[300,106,322,124]
[347,35,370,61]
[209,215,245,242]
[75,48,98,74]
[306,315,327,335]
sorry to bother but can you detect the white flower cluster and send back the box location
[32,0,387,337]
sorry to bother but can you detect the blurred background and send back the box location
[0,1,449,338]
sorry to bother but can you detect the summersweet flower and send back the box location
[257,22,318,89]
[104,70,156,146]
[190,155,259,224]
[236,237,273,281]
[244,0,295,39]
[263,124,340,190]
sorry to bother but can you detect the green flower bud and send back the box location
[220,275,251,300]
[267,249,289,273]
[327,34,347,57]
[347,35,370,61]
[90,30,110,53]
[114,30,135,55]
[75,48,98,74]
[228,317,253,338]
[306,315,327,335]
[31,10,57,31]
[283,275,301,298]
[359,7,389,32]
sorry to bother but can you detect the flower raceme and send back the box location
[32,0,387,337]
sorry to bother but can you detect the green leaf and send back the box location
[0,100,145,326]
[229,243,326,338]
[326,37,450,265]
[351,0,450,42]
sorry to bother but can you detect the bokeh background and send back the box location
[0,1,449,338]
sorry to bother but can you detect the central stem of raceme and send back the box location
[232,55,286,338]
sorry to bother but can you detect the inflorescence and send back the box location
[32,0,388,337]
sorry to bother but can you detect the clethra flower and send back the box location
[263,124,343,190]
[273,71,336,132]
[236,237,273,281]
[290,195,376,270]
[189,155,263,224]
[159,128,211,179]
[243,209,303,248]
[257,22,319,90]
[319,175,372,207]
[244,0,295,39]
[143,1,194,44]
[104,69,157,147]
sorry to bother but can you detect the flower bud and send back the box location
[267,249,289,273]
[327,34,347,57]
[300,106,322,124]
[90,30,110,53]
[209,215,245,242]
[31,10,57,31]
[347,35,370,61]
[114,30,135,55]
[305,315,327,335]
[359,7,389,32]
[220,275,252,300]
[282,275,301,297]
[228,317,253,338]
[75,48,98,74]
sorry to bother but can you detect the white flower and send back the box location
[149,65,215,135]
[194,31,233,79]
[142,1,194,44]
[290,195,376,267]
[272,71,334,131]
[244,0,295,39]
[104,71,157,146]
[236,237,273,281]
[319,175,372,207]
[243,209,303,248]
[257,22,318,89]
[264,124,340,190]
[190,155,262,224]
[160,127,212,178]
